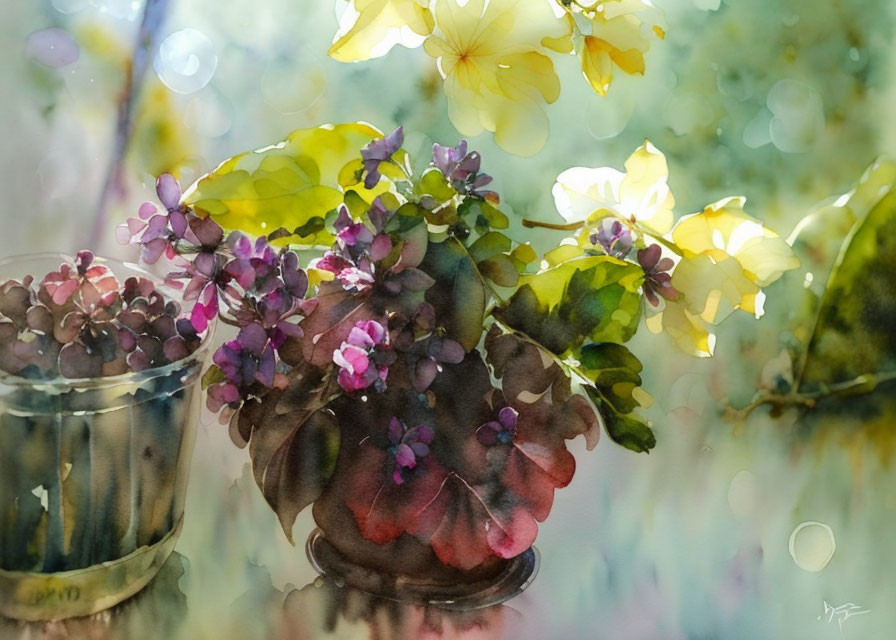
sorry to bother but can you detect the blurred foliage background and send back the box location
[2,1,896,638]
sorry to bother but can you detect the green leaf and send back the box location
[418,237,486,350]
[201,364,225,389]
[578,342,643,414]
[293,216,327,238]
[182,123,385,245]
[585,386,655,453]
[510,243,538,266]
[468,231,511,263]
[343,189,371,219]
[458,199,509,229]
[479,254,519,287]
[797,159,896,392]
[495,255,644,355]
[419,167,456,202]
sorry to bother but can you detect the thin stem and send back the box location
[90,0,172,248]
[647,234,685,257]
[521,218,584,231]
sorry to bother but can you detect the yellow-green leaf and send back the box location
[182,123,384,243]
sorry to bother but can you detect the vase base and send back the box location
[0,516,183,622]
[305,528,538,611]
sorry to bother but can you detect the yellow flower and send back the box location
[552,140,674,235]
[673,196,799,314]
[423,0,571,156]
[329,0,434,62]
[581,5,647,95]
[566,0,662,96]
[644,197,799,357]
[645,299,715,358]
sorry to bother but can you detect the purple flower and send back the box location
[411,336,465,392]
[590,218,633,259]
[117,173,225,266]
[337,221,375,251]
[387,417,433,485]
[432,140,498,204]
[333,319,389,393]
[360,126,403,189]
[211,322,276,403]
[256,289,303,349]
[476,407,518,446]
[182,252,234,333]
[280,251,308,299]
[222,235,282,296]
[156,173,183,211]
[206,381,242,413]
[637,244,680,307]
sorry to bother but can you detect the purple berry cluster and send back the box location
[0,250,203,380]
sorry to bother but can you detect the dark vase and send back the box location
[307,437,538,610]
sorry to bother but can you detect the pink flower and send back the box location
[333,319,389,392]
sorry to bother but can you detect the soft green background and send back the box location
[1,0,895,638]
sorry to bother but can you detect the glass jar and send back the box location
[0,254,210,621]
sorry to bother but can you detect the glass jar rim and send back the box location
[0,251,214,390]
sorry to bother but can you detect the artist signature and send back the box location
[817,601,870,637]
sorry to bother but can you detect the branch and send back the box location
[90,0,173,247]
[726,370,896,421]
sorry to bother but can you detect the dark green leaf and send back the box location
[798,162,896,392]
[479,254,519,287]
[495,256,643,355]
[578,342,644,414]
[201,364,225,389]
[293,216,326,238]
[584,386,655,453]
[246,365,340,543]
[418,237,486,350]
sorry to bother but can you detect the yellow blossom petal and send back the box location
[578,1,651,95]
[581,36,615,96]
[672,196,800,286]
[329,0,434,63]
[552,140,674,235]
[646,301,715,358]
[424,0,570,156]
[671,253,762,323]
[618,141,674,234]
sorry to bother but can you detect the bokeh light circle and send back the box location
[154,28,218,95]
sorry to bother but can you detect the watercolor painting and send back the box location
[0,1,894,638]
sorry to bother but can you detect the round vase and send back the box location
[308,479,538,611]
